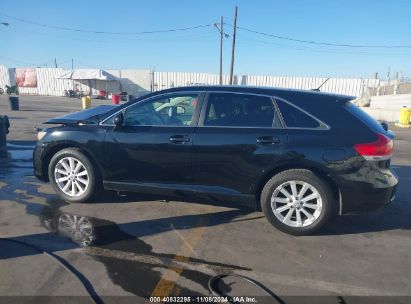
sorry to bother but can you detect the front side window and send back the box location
[275,99,321,128]
[123,94,199,126]
[204,93,281,128]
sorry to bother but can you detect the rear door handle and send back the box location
[256,136,281,145]
[169,135,190,144]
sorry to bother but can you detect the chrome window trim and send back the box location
[205,90,276,98]
[99,91,205,127]
[99,89,330,131]
[199,90,329,131]
[273,97,331,131]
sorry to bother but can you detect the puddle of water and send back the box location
[8,149,33,161]
[7,143,35,149]
[39,206,246,298]
[0,147,63,217]
[1,145,250,298]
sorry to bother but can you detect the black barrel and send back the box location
[9,96,20,111]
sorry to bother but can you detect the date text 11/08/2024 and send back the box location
[149,296,258,303]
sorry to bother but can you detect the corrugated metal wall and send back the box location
[0,65,10,90]
[153,72,380,97]
[153,72,232,90]
[0,66,152,97]
[0,65,380,97]
[245,75,380,96]
[37,68,72,96]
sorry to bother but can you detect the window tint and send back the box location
[204,93,281,128]
[275,99,320,128]
[123,94,199,126]
[345,102,385,133]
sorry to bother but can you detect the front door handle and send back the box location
[169,135,190,144]
[256,136,281,145]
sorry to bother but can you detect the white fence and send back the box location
[0,66,152,97]
[153,72,232,90]
[245,75,380,97]
[152,72,380,97]
[0,65,10,89]
[0,65,380,97]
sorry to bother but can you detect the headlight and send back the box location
[37,131,47,141]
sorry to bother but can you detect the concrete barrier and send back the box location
[360,107,400,122]
[370,94,411,109]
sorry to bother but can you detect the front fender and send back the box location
[39,126,107,179]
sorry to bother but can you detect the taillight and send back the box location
[354,133,394,160]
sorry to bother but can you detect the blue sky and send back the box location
[0,0,410,78]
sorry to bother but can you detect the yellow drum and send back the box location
[81,96,91,109]
[399,107,411,125]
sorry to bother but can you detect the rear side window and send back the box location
[275,99,320,128]
[204,93,282,128]
[345,102,386,133]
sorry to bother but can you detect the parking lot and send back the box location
[1,95,410,303]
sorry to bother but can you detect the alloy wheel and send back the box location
[271,180,323,227]
[54,157,89,197]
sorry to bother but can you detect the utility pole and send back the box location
[71,59,74,70]
[218,16,224,85]
[229,6,238,85]
[54,58,57,68]
[214,17,229,85]
[219,16,223,85]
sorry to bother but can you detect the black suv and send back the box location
[34,86,398,235]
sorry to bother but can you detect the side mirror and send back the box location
[381,121,388,131]
[113,112,124,128]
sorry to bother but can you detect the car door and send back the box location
[103,91,204,194]
[192,91,287,207]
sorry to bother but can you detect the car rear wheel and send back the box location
[48,148,100,203]
[261,169,334,235]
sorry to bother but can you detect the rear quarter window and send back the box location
[345,102,385,133]
[204,93,282,128]
[275,99,321,128]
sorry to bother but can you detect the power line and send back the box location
[0,12,212,35]
[0,55,39,66]
[0,55,68,67]
[224,23,411,49]
[237,36,411,56]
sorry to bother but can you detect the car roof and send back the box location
[155,85,355,101]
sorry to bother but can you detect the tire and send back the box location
[48,148,100,203]
[260,169,334,236]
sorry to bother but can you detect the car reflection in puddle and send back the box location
[45,212,96,247]
[40,206,249,298]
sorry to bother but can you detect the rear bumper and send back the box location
[338,166,398,214]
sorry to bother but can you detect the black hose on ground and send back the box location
[208,274,286,304]
[0,238,103,304]
[2,239,286,304]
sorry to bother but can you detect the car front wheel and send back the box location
[48,148,99,203]
[261,169,334,235]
